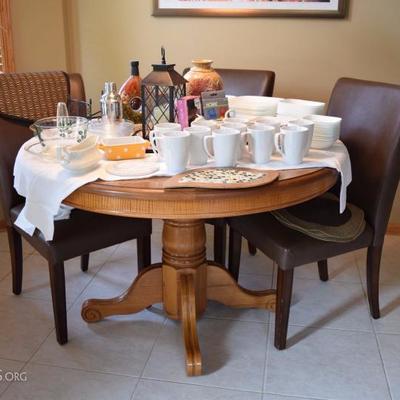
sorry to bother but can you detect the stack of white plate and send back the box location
[228,96,282,117]
[304,115,342,149]
[277,99,325,118]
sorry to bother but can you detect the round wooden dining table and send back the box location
[64,167,337,376]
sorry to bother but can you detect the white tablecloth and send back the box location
[13,138,351,241]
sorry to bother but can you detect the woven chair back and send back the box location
[0,71,69,121]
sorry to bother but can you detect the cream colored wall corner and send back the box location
[6,0,400,224]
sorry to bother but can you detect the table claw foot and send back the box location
[180,273,202,376]
[206,263,276,312]
[81,301,103,322]
[80,264,163,322]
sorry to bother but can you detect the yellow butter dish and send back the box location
[99,137,150,160]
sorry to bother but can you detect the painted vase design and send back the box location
[184,59,223,96]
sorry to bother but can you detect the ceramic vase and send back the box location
[184,59,223,96]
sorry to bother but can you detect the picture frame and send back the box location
[153,0,348,18]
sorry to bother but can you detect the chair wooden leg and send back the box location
[214,223,227,266]
[248,242,257,256]
[7,227,23,295]
[366,244,383,319]
[137,235,151,272]
[48,261,68,345]
[80,254,89,272]
[228,227,242,281]
[274,268,294,350]
[318,259,329,282]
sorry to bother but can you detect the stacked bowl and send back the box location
[277,99,325,118]
[304,115,342,149]
[227,96,282,117]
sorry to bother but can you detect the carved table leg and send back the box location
[180,273,202,376]
[81,264,162,322]
[162,219,206,375]
[207,263,276,312]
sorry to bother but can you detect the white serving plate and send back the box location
[105,160,160,178]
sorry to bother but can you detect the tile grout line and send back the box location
[129,318,168,400]
[138,376,265,396]
[65,244,121,312]
[1,245,122,399]
[354,252,394,400]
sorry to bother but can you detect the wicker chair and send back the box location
[0,71,152,345]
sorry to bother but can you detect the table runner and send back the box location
[13,138,351,241]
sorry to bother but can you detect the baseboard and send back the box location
[387,224,400,236]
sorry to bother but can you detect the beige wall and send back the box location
[9,0,400,222]
[11,0,67,72]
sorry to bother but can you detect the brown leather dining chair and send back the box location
[183,67,276,264]
[0,71,152,345]
[228,77,400,350]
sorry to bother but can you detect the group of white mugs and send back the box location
[149,116,317,174]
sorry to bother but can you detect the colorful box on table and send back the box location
[176,96,201,129]
[201,90,229,120]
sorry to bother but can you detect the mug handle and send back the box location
[224,109,236,119]
[149,131,160,155]
[242,132,251,157]
[203,135,214,159]
[274,133,285,157]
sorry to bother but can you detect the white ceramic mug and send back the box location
[203,128,241,167]
[245,125,276,164]
[274,125,309,165]
[151,131,190,174]
[253,117,281,133]
[191,117,219,131]
[221,122,247,160]
[224,109,237,119]
[223,116,253,126]
[149,123,182,160]
[184,126,211,166]
[289,119,315,154]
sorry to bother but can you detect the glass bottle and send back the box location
[119,60,142,123]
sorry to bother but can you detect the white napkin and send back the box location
[14,138,101,240]
[238,140,352,213]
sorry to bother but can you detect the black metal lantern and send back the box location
[141,48,186,139]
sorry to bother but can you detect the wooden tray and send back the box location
[163,167,279,189]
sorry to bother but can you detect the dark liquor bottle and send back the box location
[119,60,142,123]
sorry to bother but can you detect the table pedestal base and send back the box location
[81,219,276,376]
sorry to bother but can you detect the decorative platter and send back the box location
[163,167,279,189]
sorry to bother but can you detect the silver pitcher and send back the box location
[100,82,123,123]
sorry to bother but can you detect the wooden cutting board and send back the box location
[163,167,279,189]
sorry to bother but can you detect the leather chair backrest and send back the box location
[0,116,33,226]
[183,68,275,97]
[327,78,400,246]
[0,71,86,226]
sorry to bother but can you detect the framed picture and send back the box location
[153,0,348,18]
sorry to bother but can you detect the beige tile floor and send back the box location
[0,220,399,399]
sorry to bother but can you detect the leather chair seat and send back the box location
[11,204,152,264]
[229,211,373,269]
